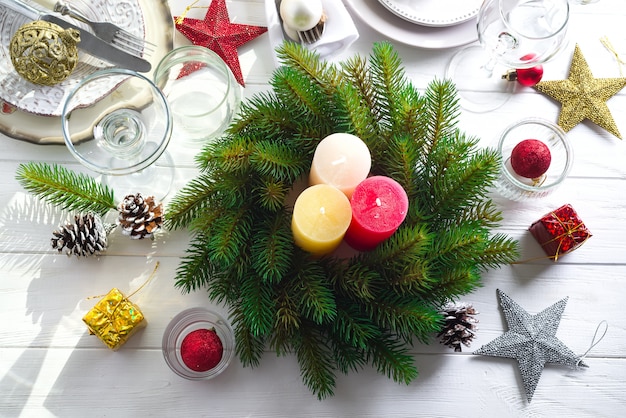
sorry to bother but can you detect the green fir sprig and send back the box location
[165,41,519,399]
[15,162,116,217]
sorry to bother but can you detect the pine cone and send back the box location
[117,193,163,239]
[51,213,108,257]
[437,303,478,352]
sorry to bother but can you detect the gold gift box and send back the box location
[82,288,146,350]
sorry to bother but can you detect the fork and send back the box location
[30,0,155,57]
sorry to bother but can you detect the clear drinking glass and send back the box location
[494,117,573,201]
[446,0,570,112]
[62,68,174,199]
[153,46,242,145]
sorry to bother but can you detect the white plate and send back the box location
[0,0,148,117]
[378,0,481,27]
[0,0,173,144]
[344,0,478,49]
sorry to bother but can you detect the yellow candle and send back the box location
[309,133,371,199]
[291,184,352,256]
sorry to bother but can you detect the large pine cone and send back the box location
[117,193,163,239]
[51,213,108,257]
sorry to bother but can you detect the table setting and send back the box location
[1,0,625,417]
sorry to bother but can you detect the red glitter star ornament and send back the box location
[175,0,267,86]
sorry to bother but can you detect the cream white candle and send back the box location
[309,133,371,199]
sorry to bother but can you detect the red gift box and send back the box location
[528,204,591,261]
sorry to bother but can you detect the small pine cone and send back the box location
[437,302,478,352]
[51,213,108,257]
[117,193,163,240]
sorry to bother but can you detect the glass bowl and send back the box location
[162,307,235,380]
[494,117,573,201]
[62,68,172,176]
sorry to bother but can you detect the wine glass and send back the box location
[61,68,174,200]
[446,0,570,112]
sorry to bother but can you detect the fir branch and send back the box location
[376,133,421,197]
[335,263,381,302]
[332,304,381,349]
[293,262,337,325]
[196,135,254,175]
[431,222,490,268]
[168,41,519,399]
[395,83,426,139]
[231,306,266,368]
[276,42,342,93]
[294,324,337,400]
[15,162,115,217]
[333,82,382,148]
[238,274,276,337]
[228,92,298,140]
[164,173,216,230]
[329,336,368,375]
[429,266,482,303]
[250,211,294,283]
[426,138,500,224]
[207,261,246,305]
[367,334,419,385]
[369,42,407,130]
[341,55,380,124]
[207,206,252,266]
[367,295,442,344]
[275,286,302,333]
[250,140,311,183]
[458,200,503,229]
[422,79,460,150]
[252,176,290,212]
[478,233,520,269]
[272,66,332,131]
[174,233,215,294]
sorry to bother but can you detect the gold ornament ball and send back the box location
[10,20,80,86]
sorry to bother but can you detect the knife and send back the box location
[0,0,151,72]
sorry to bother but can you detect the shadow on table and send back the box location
[0,255,76,417]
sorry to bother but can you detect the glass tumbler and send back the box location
[494,118,573,201]
[153,46,242,145]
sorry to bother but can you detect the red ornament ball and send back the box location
[180,328,223,372]
[505,53,543,87]
[515,65,544,86]
[510,139,552,179]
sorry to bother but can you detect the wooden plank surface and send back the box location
[1,0,626,417]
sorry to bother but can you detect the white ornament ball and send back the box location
[279,0,323,32]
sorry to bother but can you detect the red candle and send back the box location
[344,176,409,251]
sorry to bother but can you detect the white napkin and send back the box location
[265,0,360,66]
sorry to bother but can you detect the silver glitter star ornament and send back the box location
[474,289,586,403]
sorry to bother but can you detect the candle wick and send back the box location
[320,206,326,215]
[375,198,382,207]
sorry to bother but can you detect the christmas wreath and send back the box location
[166,42,519,398]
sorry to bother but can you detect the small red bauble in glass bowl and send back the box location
[494,118,573,201]
[162,307,235,380]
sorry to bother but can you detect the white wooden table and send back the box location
[1,1,626,416]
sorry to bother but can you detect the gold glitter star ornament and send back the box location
[534,44,626,139]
